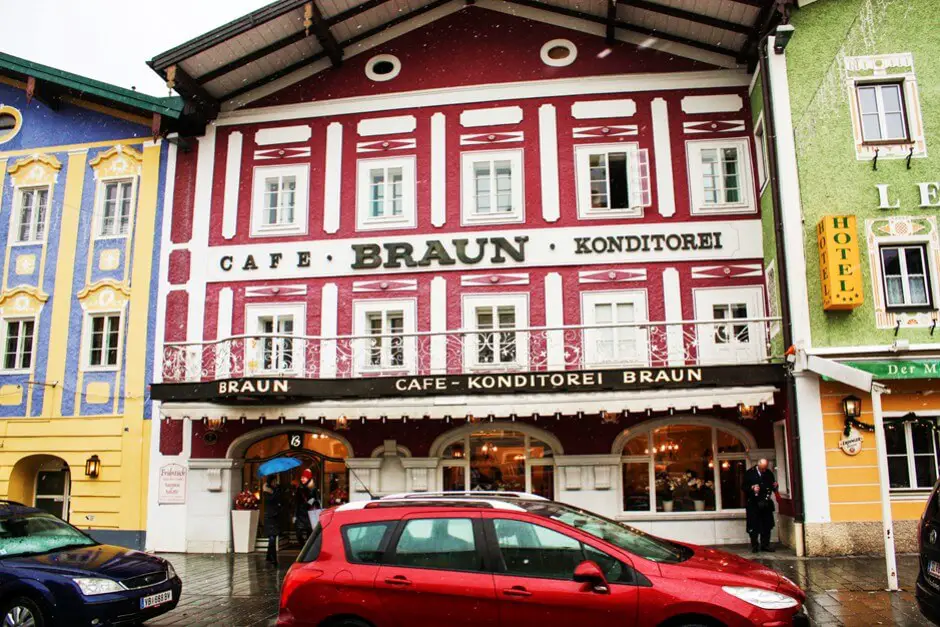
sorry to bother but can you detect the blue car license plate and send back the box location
[140,590,173,610]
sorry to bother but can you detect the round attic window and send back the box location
[366,54,402,82]
[0,106,23,145]
[540,39,577,67]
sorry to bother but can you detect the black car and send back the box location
[0,501,182,626]
[918,483,940,624]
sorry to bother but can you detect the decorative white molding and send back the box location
[651,98,676,218]
[244,285,308,297]
[572,125,637,139]
[356,138,417,153]
[430,277,447,373]
[691,264,763,279]
[683,120,747,134]
[578,269,647,283]
[460,131,524,145]
[539,104,560,223]
[460,273,530,287]
[571,99,637,119]
[319,283,338,377]
[431,113,446,228]
[564,466,582,491]
[352,279,418,292]
[663,268,684,366]
[545,272,564,370]
[216,287,234,379]
[254,125,312,146]
[460,106,524,127]
[188,126,217,345]
[254,147,311,160]
[323,122,343,234]
[680,94,744,114]
[222,132,242,240]
[594,466,612,490]
[357,115,417,136]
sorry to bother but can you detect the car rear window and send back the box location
[297,524,323,563]
[342,522,395,564]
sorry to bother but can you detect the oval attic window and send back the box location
[365,54,402,82]
[0,107,22,144]
[540,39,578,67]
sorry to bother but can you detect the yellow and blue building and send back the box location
[0,53,181,548]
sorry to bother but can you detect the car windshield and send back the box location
[518,501,692,563]
[0,512,97,558]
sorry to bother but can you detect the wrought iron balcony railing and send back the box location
[160,317,782,384]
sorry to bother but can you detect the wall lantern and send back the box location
[738,403,756,419]
[842,395,862,420]
[335,415,349,431]
[206,416,223,431]
[85,455,101,479]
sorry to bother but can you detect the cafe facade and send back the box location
[143,0,796,553]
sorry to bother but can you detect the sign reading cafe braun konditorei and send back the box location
[150,364,784,402]
[204,222,763,282]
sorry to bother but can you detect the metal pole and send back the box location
[870,384,899,591]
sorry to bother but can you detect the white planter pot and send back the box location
[232,509,260,554]
[694,500,706,512]
[662,500,674,513]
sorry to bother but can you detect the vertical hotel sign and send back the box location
[817,215,863,310]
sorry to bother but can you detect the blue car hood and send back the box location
[3,544,167,580]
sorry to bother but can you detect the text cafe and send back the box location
[152,363,794,550]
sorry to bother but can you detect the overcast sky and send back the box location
[0,0,267,96]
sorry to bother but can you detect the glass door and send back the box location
[35,468,70,520]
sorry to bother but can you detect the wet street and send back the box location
[147,549,935,626]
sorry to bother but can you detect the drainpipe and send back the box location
[759,38,805,556]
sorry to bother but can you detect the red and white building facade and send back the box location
[145,2,793,553]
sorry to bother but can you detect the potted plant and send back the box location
[689,478,714,511]
[232,489,260,553]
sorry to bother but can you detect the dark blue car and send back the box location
[0,501,181,626]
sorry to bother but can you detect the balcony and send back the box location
[160,317,783,384]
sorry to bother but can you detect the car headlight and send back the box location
[72,577,125,596]
[722,586,799,610]
[166,561,177,580]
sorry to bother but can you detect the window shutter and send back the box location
[629,149,652,209]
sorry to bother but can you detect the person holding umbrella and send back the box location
[257,457,301,565]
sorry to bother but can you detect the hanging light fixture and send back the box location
[85,455,101,479]
[842,395,862,419]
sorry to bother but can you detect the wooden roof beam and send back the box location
[305,1,344,66]
[737,0,785,64]
[166,65,220,117]
[326,0,395,26]
[621,0,752,35]
[606,0,618,43]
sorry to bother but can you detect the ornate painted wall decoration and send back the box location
[7,153,62,187]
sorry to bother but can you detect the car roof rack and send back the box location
[339,497,527,513]
[380,491,549,502]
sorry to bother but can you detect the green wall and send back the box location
[786,0,940,347]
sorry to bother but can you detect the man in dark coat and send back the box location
[743,458,778,553]
[262,476,282,564]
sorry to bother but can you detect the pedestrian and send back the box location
[262,476,282,565]
[743,458,778,553]
[294,469,316,545]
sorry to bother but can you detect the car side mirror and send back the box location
[573,560,609,594]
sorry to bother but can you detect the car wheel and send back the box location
[0,597,45,627]
[325,619,371,627]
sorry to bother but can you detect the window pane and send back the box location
[4,321,19,370]
[905,247,925,274]
[393,519,479,571]
[622,433,648,456]
[884,424,907,455]
[718,459,746,509]
[885,277,905,306]
[717,430,746,454]
[912,424,936,455]
[493,519,582,579]
[530,465,554,500]
[880,85,902,111]
[910,278,929,305]
[622,462,650,512]
[608,152,629,209]
[342,522,393,564]
[441,465,465,491]
[20,320,34,370]
[469,430,525,492]
[884,113,906,139]
[915,455,938,489]
[862,113,882,141]
[653,425,715,512]
[857,87,878,114]
[888,456,911,489]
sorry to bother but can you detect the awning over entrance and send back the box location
[158,385,777,421]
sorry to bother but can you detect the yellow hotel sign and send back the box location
[817,215,863,310]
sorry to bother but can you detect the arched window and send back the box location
[621,423,749,514]
[439,429,555,499]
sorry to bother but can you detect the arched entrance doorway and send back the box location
[8,455,71,520]
[239,431,350,545]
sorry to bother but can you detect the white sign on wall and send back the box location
[158,463,187,504]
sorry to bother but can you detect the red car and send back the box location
[277,492,808,627]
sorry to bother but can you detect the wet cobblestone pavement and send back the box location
[146,548,936,626]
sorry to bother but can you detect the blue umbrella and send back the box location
[257,457,302,477]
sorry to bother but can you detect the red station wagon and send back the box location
[277,493,808,627]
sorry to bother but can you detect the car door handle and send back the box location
[384,575,412,587]
[502,586,532,598]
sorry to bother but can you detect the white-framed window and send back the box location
[96,178,136,237]
[857,82,909,143]
[86,313,122,369]
[574,144,650,219]
[621,423,750,514]
[352,298,417,375]
[250,164,309,237]
[773,420,790,497]
[885,418,939,491]
[879,244,932,309]
[753,115,770,193]
[246,303,305,375]
[693,287,766,365]
[2,318,35,372]
[581,290,649,367]
[356,156,416,231]
[462,293,529,369]
[440,429,555,499]
[460,150,524,225]
[686,138,755,215]
[14,186,50,243]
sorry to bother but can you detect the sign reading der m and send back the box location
[817,215,863,310]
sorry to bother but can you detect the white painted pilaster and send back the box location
[545,272,564,369]
[216,287,234,379]
[794,373,830,523]
[430,276,447,374]
[431,113,446,228]
[662,268,684,365]
[319,283,339,377]
[539,104,560,222]
[187,126,216,349]
[221,131,242,239]
[651,98,676,218]
[323,122,343,234]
